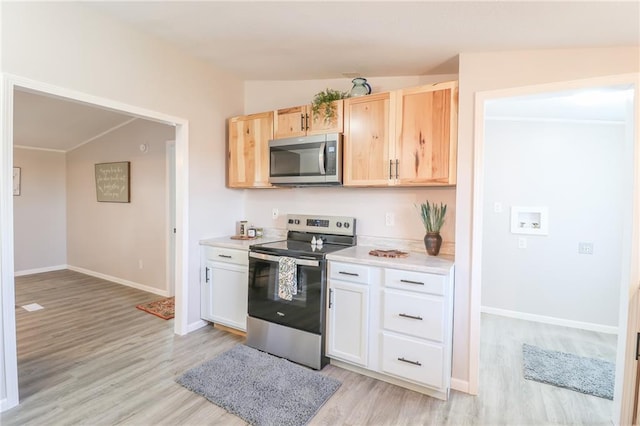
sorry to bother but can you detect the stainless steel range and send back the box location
[246,214,357,370]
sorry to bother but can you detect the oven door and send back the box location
[248,251,325,334]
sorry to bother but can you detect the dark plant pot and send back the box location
[424,232,443,256]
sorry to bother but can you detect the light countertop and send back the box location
[200,236,454,274]
[327,245,454,275]
[199,235,284,251]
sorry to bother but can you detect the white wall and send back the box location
[13,148,66,274]
[1,2,245,330]
[482,119,626,327]
[243,74,459,245]
[456,46,639,386]
[66,119,174,294]
[245,74,458,113]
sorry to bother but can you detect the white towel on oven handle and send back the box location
[278,256,297,301]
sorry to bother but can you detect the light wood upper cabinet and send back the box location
[227,111,273,188]
[343,81,458,187]
[343,92,394,186]
[395,82,458,186]
[274,101,343,139]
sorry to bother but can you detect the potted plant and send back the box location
[417,201,447,256]
[311,88,347,124]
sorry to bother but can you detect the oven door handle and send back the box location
[249,251,320,267]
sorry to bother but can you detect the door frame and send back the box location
[0,73,190,411]
[468,73,639,424]
[166,140,176,296]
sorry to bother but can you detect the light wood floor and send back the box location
[1,270,617,425]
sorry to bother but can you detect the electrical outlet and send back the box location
[578,242,594,255]
[494,202,503,213]
[272,208,279,219]
[385,212,395,226]
[518,237,527,249]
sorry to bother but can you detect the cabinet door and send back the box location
[210,262,249,331]
[394,81,457,186]
[274,105,307,139]
[326,279,369,366]
[228,112,273,188]
[201,259,216,321]
[343,92,394,186]
[307,100,344,135]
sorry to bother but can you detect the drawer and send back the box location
[385,269,445,295]
[203,246,248,266]
[329,262,370,284]
[383,290,444,342]
[381,332,444,389]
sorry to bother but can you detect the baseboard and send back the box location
[450,378,469,393]
[15,264,67,277]
[67,265,169,297]
[187,319,208,333]
[0,396,18,413]
[481,306,618,335]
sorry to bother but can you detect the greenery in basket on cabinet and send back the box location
[418,201,447,233]
[311,88,347,123]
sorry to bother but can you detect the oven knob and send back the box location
[294,219,300,225]
[343,222,350,229]
[336,222,342,228]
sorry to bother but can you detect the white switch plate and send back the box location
[272,208,279,219]
[385,212,395,226]
[578,242,594,255]
[518,237,527,249]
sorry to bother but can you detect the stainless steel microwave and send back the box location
[268,133,342,186]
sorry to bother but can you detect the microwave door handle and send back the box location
[318,142,326,175]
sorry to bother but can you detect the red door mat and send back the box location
[136,296,175,320]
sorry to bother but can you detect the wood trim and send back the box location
[214,323,247,337]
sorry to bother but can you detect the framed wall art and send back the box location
[95,161,130,203]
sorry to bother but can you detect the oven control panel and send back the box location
[286,214,356,236]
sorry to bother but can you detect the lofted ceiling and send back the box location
[87,1,640,80]
[12,1,639,151]
[13,89,137,152]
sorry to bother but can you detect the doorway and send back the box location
[0,74,189,411]
[471,77,637,424]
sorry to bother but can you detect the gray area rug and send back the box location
[522,343,614,400]
[176,344,341,426]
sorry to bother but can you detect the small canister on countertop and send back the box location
[237,220,248,236]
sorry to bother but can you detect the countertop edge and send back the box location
[327,246,454,274]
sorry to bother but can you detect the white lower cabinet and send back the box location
[381,332,444,390]
[326,280,369,366]
[326,258,454,400]
[201,246,249,331]
[326,262,371,366]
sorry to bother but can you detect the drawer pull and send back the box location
[400,279,424,286]
[218,254,232,259]
[399,313,423,321]
[339,271,359,277]
[398,357,422,366]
